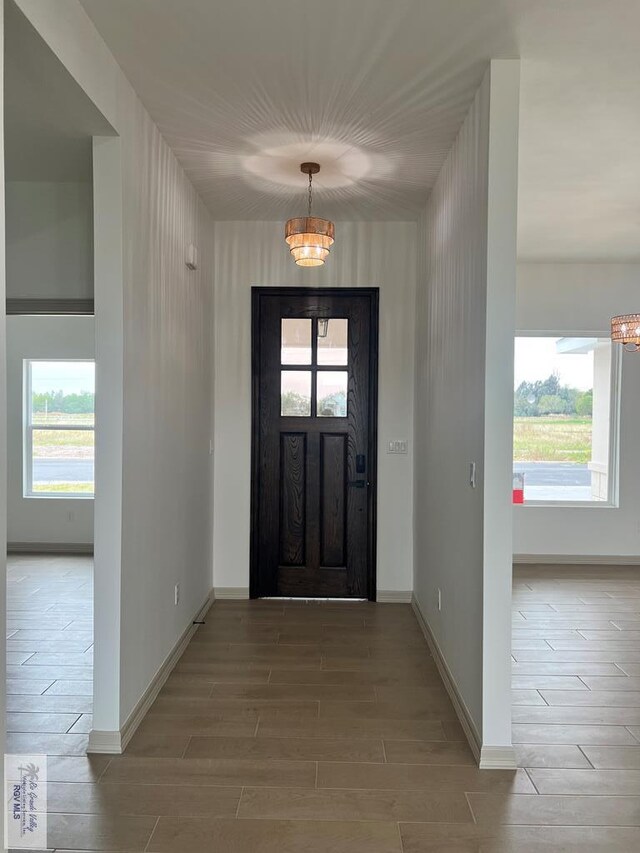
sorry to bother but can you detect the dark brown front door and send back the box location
[251,288,378,599]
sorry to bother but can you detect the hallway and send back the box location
[6,558,640,851]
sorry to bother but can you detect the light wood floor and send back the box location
[6,556,640,851]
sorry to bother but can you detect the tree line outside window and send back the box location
[514,373,593,418]
[32,390,95,416]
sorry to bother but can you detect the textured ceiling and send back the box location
[78,0,640,259]
[79,0,518,222]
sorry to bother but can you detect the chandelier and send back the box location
[285,163,335,267]
[611,314,640,353]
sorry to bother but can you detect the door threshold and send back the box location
[258,597,368,603]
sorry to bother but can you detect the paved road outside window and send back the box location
[513,461,598,502]
[33,458,93,484]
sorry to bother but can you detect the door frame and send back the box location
[250,286,379,600]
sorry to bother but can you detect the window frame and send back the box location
[23,358,96,500]
[513,330,621,509]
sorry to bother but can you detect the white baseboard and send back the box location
[479,745,518,770]
[86,729,123,753]
[88,588,214,754]
[411,594,516,770]
[377,590,413,603]
[8,541,93,555]
[514,554,640,566]
[214,587,250,599]
[411,594,481,763]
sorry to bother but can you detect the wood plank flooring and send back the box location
[6,556,640,851]
[6,553,93,762]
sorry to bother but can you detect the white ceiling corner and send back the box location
[5,0,114,182]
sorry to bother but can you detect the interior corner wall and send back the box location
[414,74,490,743]
[0,2,7,844]
[6,316,95,547]
[414,60,519,758]
[212,220,416,597]
[92,134,123,736]
[15,0,215,733]
[118,112,214,723]
[480,60,520,756]
[5,181,94,300]
[514,262,640,561]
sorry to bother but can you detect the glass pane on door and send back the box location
[281,370,312,416]
[281,319,312,365]
[317,371,348,417]
[317,318,348,366]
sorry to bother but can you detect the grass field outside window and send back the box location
[513,415,592,463]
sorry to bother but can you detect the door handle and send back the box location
[348,479,370,488]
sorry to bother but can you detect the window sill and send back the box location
[515,501,618,509]
[23,494,94,501]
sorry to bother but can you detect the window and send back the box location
[280,318,348,418]
[513,336,618,504]
[25,360,95,498]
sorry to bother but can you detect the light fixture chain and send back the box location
[308,171,313,216]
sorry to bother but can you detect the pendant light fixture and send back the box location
[611,313,640,353]
[285,163,335,267]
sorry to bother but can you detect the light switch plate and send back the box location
[387,440,408,455]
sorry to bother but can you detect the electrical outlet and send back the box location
[174,584,180,606]
[437,588,442,611]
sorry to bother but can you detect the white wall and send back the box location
[6,181,93,300]
[212,220,416,596]
[515,262,640,560]
[414,61,520,763]
[6,316,94,547]
[118,114,213,722]
[15,0,215,735]
[0,3,7,845]
[92,135,123,736]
